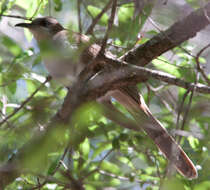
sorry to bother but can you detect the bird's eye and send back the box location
[40,20,49,27]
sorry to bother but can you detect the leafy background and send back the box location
[0,0,210,189]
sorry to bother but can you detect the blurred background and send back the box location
[0,0,210,189]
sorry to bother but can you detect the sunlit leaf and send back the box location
[188,136,199,150]
[79,138,90,159]
[152,56,181,77]
[100,161,121,175]
[85,184,96,190]
[87,5,109,25]
[109,178,121,186]
[118,3,134,24]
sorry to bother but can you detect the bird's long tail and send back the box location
[106,87,197,179]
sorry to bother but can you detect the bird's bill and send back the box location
[15,23,32,28]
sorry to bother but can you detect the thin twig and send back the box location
[99,170,143,183]
[175,89,190,140]
[100,0,117,54]
[28,146,69,190]
[195,43,210,85]
[30,0,44,20]
[0,14,31,20]
[0,76,51,126]
[36,178,41,190]
[81,149,113,180]
[60,169,85,190]
[30,173,71,188]
[77,0,82,33]
[85,0,113,35]
[177,72,199,144]
[48,0,52,16]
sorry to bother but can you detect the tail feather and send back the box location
[110,88,197,179]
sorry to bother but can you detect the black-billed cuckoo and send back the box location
[15,17,197,179]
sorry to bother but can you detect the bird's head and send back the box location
[15,17,64,42]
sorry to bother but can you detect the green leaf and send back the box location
[91,143,112,160]
[152,56,181,77]
[0,0,15,14]
[47,156,60,175]
[116,3,142,43]
[131,157,148,170]
[53,0,62,11]
[26,79,37,94]
[188,136,199,150]
[112,137,120,149]
[24,29,33,42]
[87,5,109,26]
[100,161,121,175]
[118,156,130,164]
[0,0,9,14]
[139,2,154,29]
[118,3,134,24]
[85,184,96,190]
[140,174,159,181]
[185,0,202,9]
[161,178,185,190]
[2,36,22,56]
[194,181,210,190]
[119,133,129,141]
[198,57,207,64]
[109,178,121,186]
[7,80,17,94]
[79,138,90,159]
[16,0,32,9]
[4,63,25,82]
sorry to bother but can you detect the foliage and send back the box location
[0,0,210,190]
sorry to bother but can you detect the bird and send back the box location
[15,17,197,179]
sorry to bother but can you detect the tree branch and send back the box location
[86,62,210,98]
[122,2,210,67]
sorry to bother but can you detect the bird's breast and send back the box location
[44,57,85,86]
